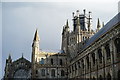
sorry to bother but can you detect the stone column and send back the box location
[101,46,106,79]
[94,50,98,80]
[110,40,116,80]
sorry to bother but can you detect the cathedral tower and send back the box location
[4,54,12,78]
[61,20,70,53]
[31,29,40,78]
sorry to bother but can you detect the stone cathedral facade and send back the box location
[4,9,120,80]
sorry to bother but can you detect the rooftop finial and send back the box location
[83,9,86,15]
[72,12,75,18]
[97,18,101,29]
[88,11,92,31]
[76,10,79,17]
[66,19,69,26]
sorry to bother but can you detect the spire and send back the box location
[66,19,69,29]
[102,22,104,27]
[88,11,92,31]
[8,53,11,60]
[62,26,65,35]
[22,53,24,58]
[33,29,39,41]
[65,20,70,32]
[66,19,69,27]
[97,18,101,29]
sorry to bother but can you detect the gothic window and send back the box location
[93,77,96,80]
[51,69,55,77]
[61,70,65,77]
[105,44,111,59]
[92,53,95,65]
[51,58,53,65]
[86,56,89,69]
[60,59,63,66]
[69,67,71,73]
[98,49,102,63]
[41,69,45,76]
[75,63,77,70]
[78,61,81,68]
[99,75,102,80]
[13,69,28,78]
[36,70,38,74]
[81,59,84,69]
[107,73,111,80]
[114,38,120,53]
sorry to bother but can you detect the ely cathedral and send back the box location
[4,9,120,80]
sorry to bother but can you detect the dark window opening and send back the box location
[118,70,120,80]
[86,56,89,69]
[41,69,45,76]
[93,77,96,80]
[60,59,63,66]
[99,75,102,80]
[98,49,102,63]
[92,53,95,65]
[51,58,53,65]
[107,73,111,80]
[81,59,84,69]
[114,38,120,53]
[105,44,111,59]
[36,70,38,74]
[78,61,81,68]
[61,70,65,77]
[75,63,77,70]
[51,69,55,77]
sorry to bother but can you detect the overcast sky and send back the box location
[1,0,120,78]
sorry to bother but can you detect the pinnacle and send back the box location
[34,29,40,41]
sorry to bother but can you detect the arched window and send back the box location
[61,70,65,77]
[99,75,102,80]
[81,59,84,69]
[98,49,102,63]
[93,77,96,80]
[114,38,120,53]
[118,70,120,80]
[60,59,63,65]
[41,69,45,76]
[78,61,81,68]
[36,70,38,74]
[107,73,111,80]
[105,44,111,59]
[51,58,53,65]
[51,69,55,77]
[86,56,89,69]
[75,63,77,70]
[92,53,95,65]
